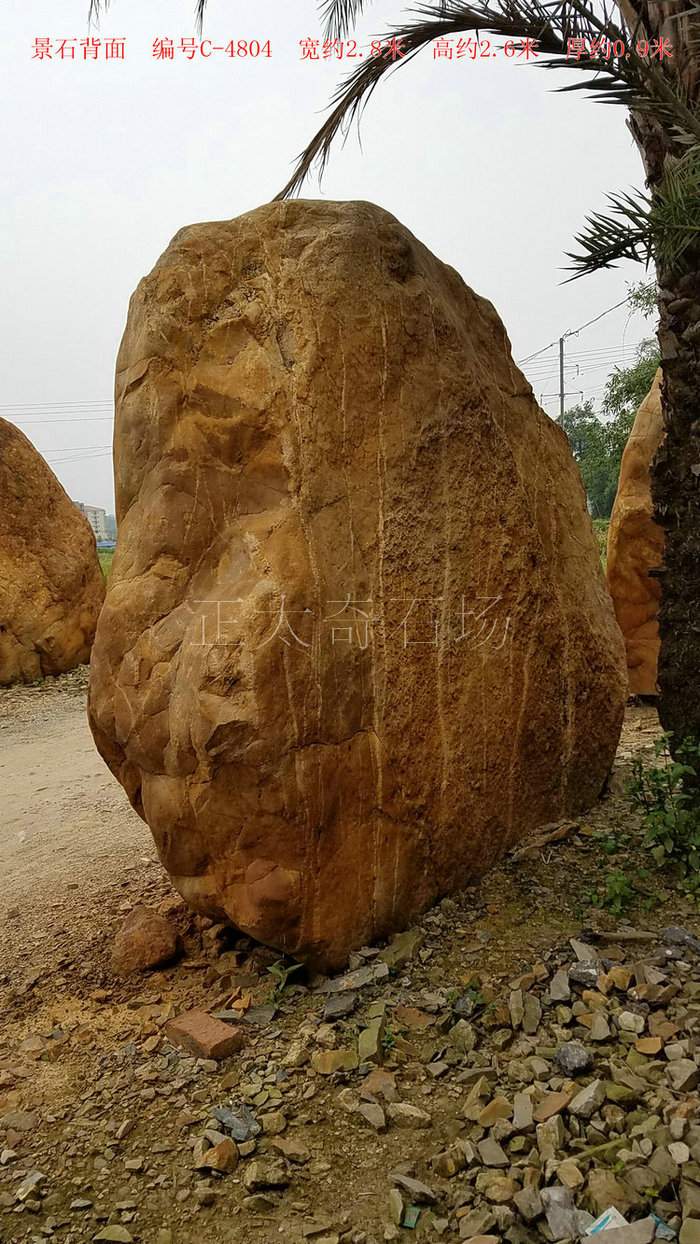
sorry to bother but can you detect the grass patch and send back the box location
[98,548,114,580]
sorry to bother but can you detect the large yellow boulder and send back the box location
[88,200,627,968]
[607,373,665,696]
[0,419,106,685]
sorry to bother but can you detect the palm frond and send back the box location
[320,0,372,40]
[568,148,700,276]
[277,0,700,199]
[88,0,209,31]
[195,0,208,34]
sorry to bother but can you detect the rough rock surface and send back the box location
[0,418,105,685]
[111,903,181,974]
[88,199,626,968]
[607,373,665,696]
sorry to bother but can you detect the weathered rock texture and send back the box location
[607,373,665,696]
[0,419,106,685]
[88,200,627,969]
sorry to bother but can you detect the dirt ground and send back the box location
[0,675,697,1244]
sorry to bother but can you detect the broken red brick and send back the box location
[164,1009,246,1060]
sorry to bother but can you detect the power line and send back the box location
[516,296,630,366]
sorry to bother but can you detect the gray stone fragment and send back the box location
[322,963,390,993]
[594,1218,658,1244]
[478,1137,509,1168]
[211,1104,261,1143]
[389,1172,436,1203]
[662,926,700,953]
[549,969,571,1002]
[568,1078,605,1118]
[513,1187,543,1222]
[569,961,599,987]
[323,992,358,1021]
[555,1041,594,1075]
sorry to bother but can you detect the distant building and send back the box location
[75,501,108,542]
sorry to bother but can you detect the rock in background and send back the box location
[607,373,665,697]
[88,199,626,968]
[0,418,106,686]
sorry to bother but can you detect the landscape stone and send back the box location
[606,372,664,695]
[0,417,105,685]
[88,198,627,969]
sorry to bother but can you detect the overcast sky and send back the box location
[1,0,653,512]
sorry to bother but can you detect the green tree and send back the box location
[564,338,659,517]
[602,339,660,423]
[563,399,634,519]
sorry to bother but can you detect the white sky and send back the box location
[0,0,654,512]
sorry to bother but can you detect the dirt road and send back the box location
[0,668,154,914]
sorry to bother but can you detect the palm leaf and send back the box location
[277,0,700,200]
[568,148,700,276]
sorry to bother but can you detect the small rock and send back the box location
[669,1142,691,1165]
[358,1103,386,1130]
[555,1041,593,1075]
[198,1138,239,1173]
[596,1218,658,1244]
[680,1220,700,1244]
[211,1104,260,1143]
[568,1078,605,1118]
[522,994,542,1035]
[311,1048,358,1075]
[513,1187,543,1222]
[618,1011,646,1035]
[569,961,599,987]
[478,1097,512,1127]
[549,969,571,1002]
[668,1060,699,1092]
[386,1103,431,1129]
[378,928,424,969]
[243,1159,289,1192]
[323,992,358,1022]
[112,905,180,974]
[590,1012,611,1041]
[322,963,389,993]
[457,1207,496,1239]
[477,1137,509,1168]
[389,1172,435,1203]
[261,1111,287,1137]
[533,1091,572,1122]
[271,1136,310,1164]
[93,1231,134,1243]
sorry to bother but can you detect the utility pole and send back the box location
[559,336,565,427]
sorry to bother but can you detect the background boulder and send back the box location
[88,200,627,969]
[607,373,665,696]
[0,418,106,685]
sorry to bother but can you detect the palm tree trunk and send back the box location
[630,2,700,751]
[651,261,700,746]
